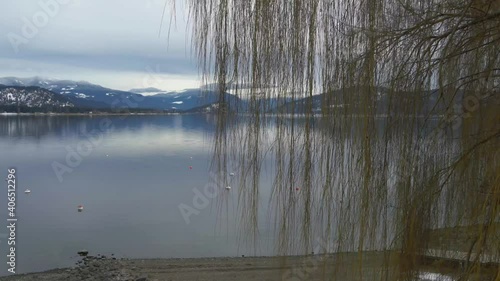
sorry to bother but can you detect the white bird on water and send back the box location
[24,189,31,194]
[225,186,231,190]
[229,172,235,176]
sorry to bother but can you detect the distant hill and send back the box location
[0,77,240,112]
[4,77,458,115]
[0,85,74,108]
[276,87,449,115]
[129,87,164,94]
[0,84,82,113]
[142,89,241,111]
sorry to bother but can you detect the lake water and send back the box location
[0,115,276,275]
[0,115,466,281]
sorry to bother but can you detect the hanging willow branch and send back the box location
[178,0,500,279]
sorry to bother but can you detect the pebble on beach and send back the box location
[69,251,149,281]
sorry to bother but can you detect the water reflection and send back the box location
[0,115,496,280]
[0,115,218,140]
[0,115,274,275]
[209,113,498,280]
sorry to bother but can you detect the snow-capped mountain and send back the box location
[0,77,129,108]
[0,77,87,88]
[129,87,166,96]
[0,77,240,111]
[0,85,74,108]
[142,89,239,110]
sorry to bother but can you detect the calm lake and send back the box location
[0,115,276,275]
[0,114,465,281]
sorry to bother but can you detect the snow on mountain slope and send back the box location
[0,85,74,108]
[0,77,242,111]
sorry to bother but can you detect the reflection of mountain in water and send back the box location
[0,115,218,140]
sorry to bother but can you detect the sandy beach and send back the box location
[1,251,495,281]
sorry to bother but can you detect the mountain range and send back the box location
[0,77,238,113]
[0,76,464,115]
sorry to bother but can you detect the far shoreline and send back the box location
[0,112,444,118]
[0,112,184,116]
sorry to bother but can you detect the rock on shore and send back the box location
[0,253,148,281]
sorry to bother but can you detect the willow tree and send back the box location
[183,0,499,280]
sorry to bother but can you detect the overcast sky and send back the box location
[0,0,200,91]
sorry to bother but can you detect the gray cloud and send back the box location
[0,0,199,90]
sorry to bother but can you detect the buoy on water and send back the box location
[189,166,193,170]
[225,186,231,190]
[77,205,84,212]
[24,189,31,194]
[295,187,300,191]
